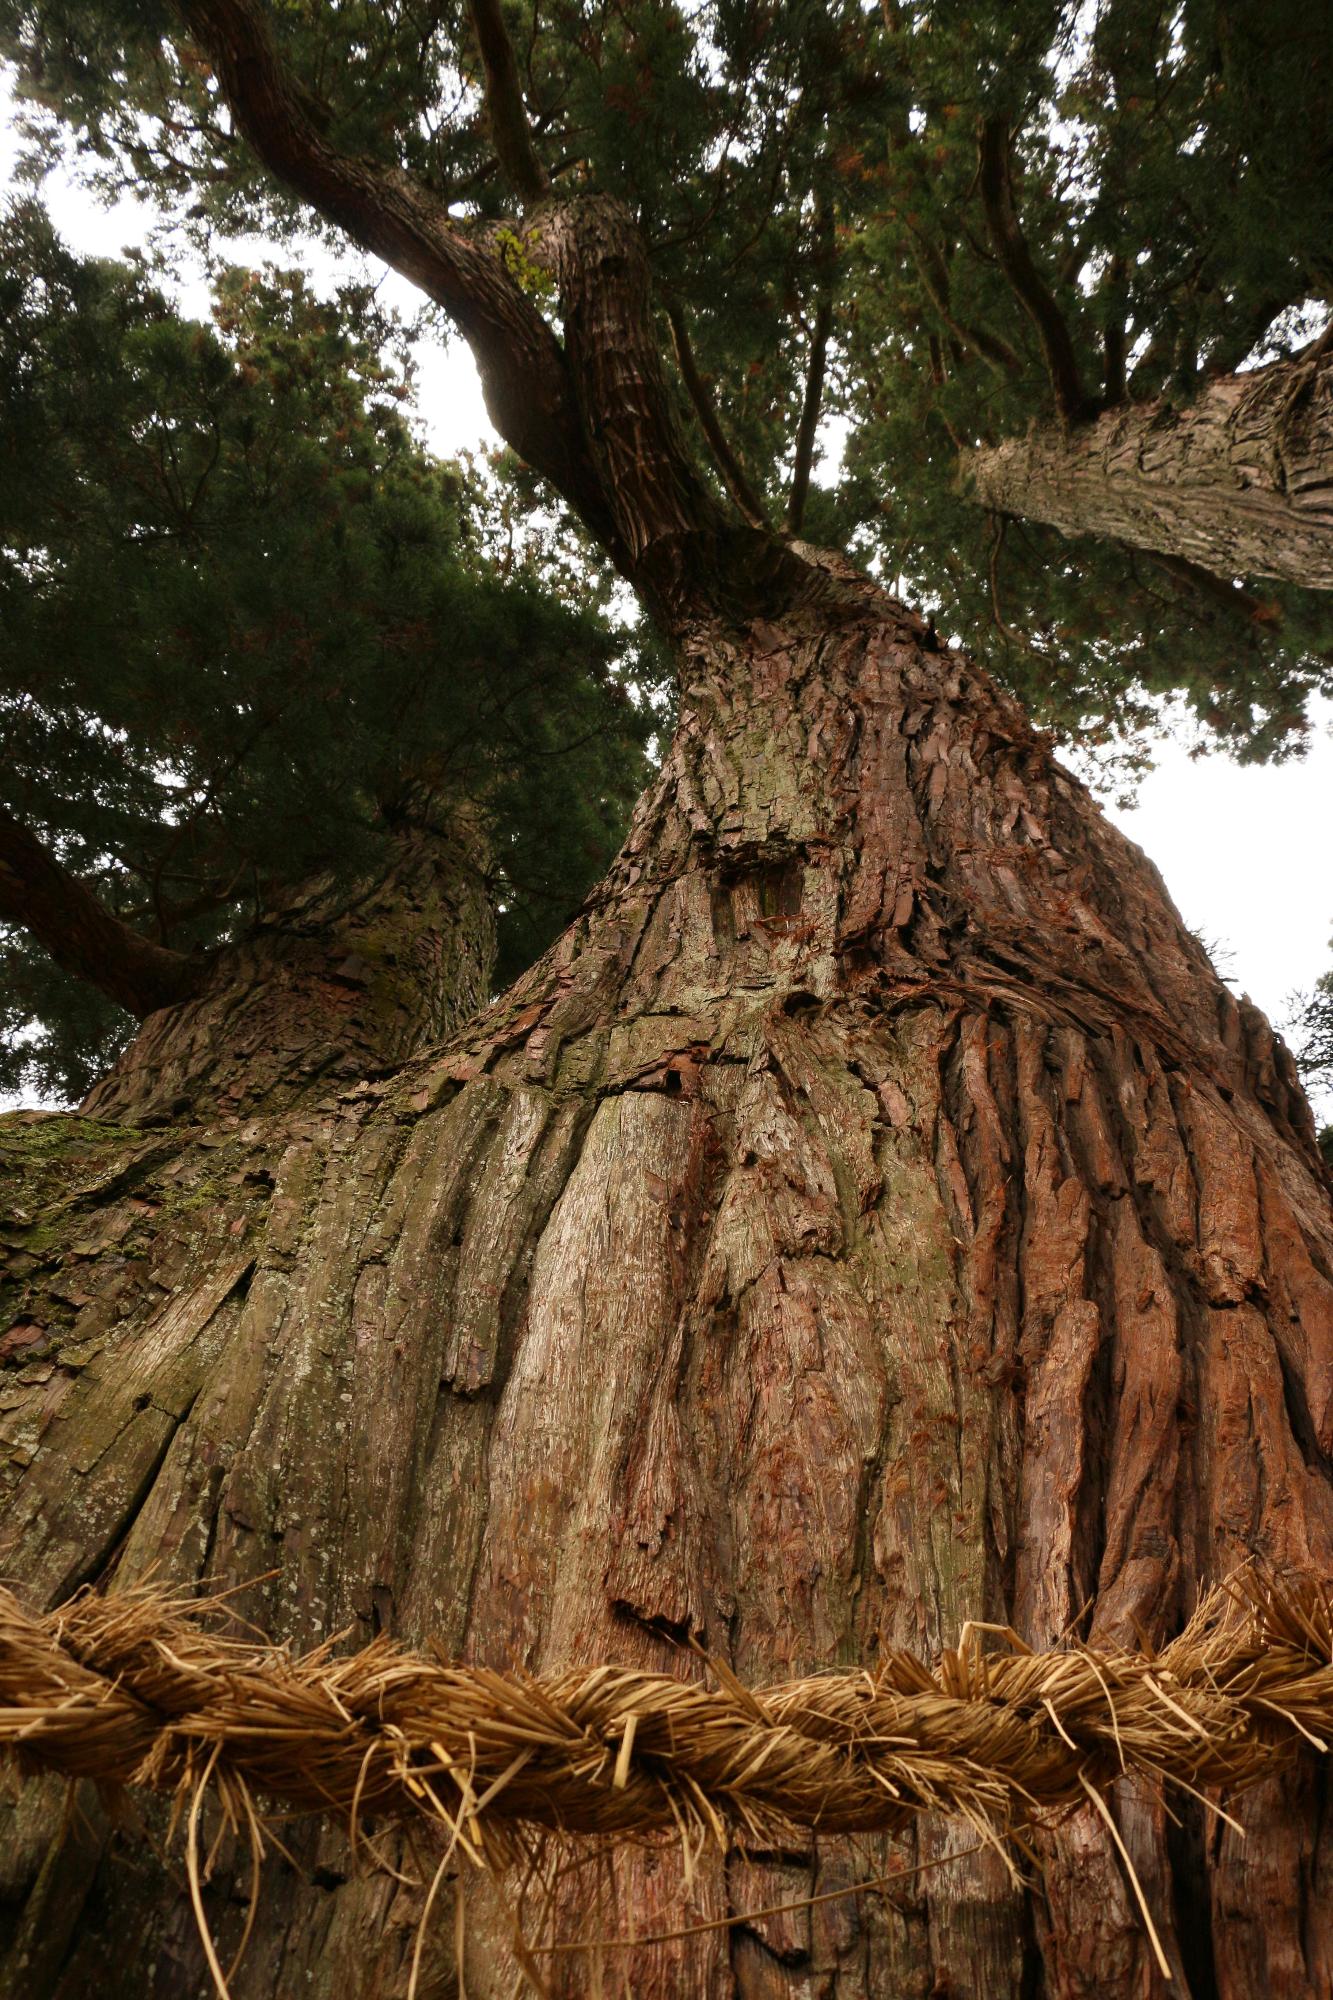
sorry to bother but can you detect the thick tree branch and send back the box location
[0,810,205,1020]
[786,195,836,537]
[1102,253,1128,406]
[664,297,770,529]
[960,344,1333,591]
[466,0,548,204]
[1103,317,1127,406]
[538,198,757,614]
[175,0,621,561]
[977,117,1096,423]
[175,0,782,623]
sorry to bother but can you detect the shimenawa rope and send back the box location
[2,1570,1330,1989]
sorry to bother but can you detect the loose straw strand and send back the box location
[1078,1771,1172,1982]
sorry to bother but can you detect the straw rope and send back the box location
[2,1571,1331,1858]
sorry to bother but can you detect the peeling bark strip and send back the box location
[3,564,1333,1998]
[961,343,1333,590]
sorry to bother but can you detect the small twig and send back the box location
[906,227,1023,379]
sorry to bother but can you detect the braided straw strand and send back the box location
[2,1570,1331,1853]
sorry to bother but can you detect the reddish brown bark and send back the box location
[3,552,1331,1998]
[2,8,1330,1992]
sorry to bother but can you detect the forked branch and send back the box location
[907,228,1023,380]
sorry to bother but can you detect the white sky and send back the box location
[3,77,1331,1117]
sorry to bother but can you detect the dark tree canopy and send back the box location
[0,200,657,1101]
[2,0,1331,771]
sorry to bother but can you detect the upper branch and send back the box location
[1102,252,1128,406]
[0,810,204,1020]
[539,196,762,617]
[175,0,620,558]
[467,0,549,204]
[787,193,836,537]
[977,117,1096,424]
[907,229,1023,380]
[177,1,799,625]
[664,298,771,530]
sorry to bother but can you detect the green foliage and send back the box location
[1292,958,1333,1120]
[0,201,657,1099]
[3,0,1331,763]
[832,0,1333,763]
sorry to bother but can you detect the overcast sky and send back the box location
[4,75,1331,1116]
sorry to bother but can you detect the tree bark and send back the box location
[3,553,1331,1999]
[5,10,1332,1989]
[81,808,495,1127]
[0,809,203,1021]
[960,343,1333,590]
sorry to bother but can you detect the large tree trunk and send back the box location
[81,807,496,1127]
[3,553,1331,1999]
[960,343,1333,591]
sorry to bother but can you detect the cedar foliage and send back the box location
[0,200,658,1100]
[5,1,1330,772]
